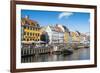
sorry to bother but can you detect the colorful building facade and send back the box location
[42,25,64,44]
[70,31,81,43]
[21,16,41,42]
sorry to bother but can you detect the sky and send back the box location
[21,9,90,33]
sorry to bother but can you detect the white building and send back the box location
[43,25,64,44]
[80,33,90,43]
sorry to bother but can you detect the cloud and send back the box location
[58,12,73,19]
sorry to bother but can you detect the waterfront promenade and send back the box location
[21,47,90,63]
[21,42,90,63]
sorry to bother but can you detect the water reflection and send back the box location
[21,48,90,63]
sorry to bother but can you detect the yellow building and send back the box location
[21,16,41,42]
[69,31,81,49]
[64,32,69,43]
[70,31,81,43]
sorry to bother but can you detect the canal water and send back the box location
[21,48,90,63]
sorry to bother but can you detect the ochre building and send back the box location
[21,16,41,42]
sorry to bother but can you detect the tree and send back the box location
[40,32,49,44]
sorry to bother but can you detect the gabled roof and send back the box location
[49,26,55,31]
[48,25,64,32]
[55,26,63,32]
[21,17,40,27]
[63,26,69,32]
[70,31,79,37]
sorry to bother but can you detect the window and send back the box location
[34,28,35,31]
[23,38,25,41]
[30,33,32,36]
[24,26,26,29]
[38,39,39,41]
[27,39,29,41]
[27,26,29,30]
[33,33,34,36]
[38,33,39,36]
[27,32,29,35]
[30,27,32,30]
[24,32,26,35]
